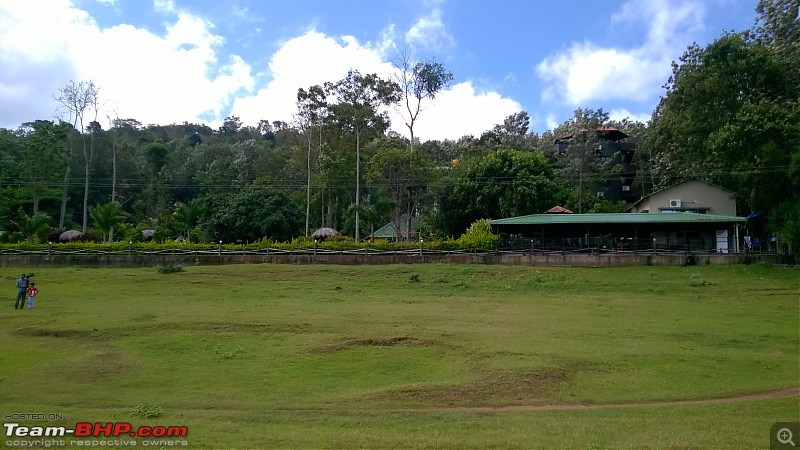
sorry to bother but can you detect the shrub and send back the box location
[456,219,500,251]
[132,404,162,418]
[158,265,184,274]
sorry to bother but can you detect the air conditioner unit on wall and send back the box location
[669,199,682,208]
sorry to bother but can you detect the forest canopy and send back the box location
[0,0,797,253]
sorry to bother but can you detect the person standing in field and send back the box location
[27,282,38,309]
[14,274,28,310]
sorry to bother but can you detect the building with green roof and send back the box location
[367,214,424,242]
[490,212,745,253]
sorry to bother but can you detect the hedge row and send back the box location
[0,237,497,253]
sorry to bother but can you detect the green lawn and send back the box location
[1,263,798,449]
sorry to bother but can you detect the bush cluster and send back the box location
[0,220,503,253]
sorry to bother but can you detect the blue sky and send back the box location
[0,0,755,139]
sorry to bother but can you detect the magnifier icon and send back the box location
[777,428,795,446]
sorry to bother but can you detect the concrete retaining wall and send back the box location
[0,252,785,268]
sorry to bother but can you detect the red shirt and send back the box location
[27,286,38,298]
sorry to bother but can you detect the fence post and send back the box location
[48,242,52,256]
[218,240,222,255]
[419,238,423,256]
[128,241,132,255]
[530,238,534,255]
[313,239,317,256]
[652,238,657,256]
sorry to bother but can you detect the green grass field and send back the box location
[1,263,798,449]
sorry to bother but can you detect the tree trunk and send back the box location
[82,157,89,233]
[59,140,71,229]
[406,203,413,243]
[305,132,312,237]
[32,188,40,215]
[332,195,339,230]
[111,132,117,203]
[355,129,361,242]
[82,133,93,233]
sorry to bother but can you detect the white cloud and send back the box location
[397,82,521,141]
[0,2,516,140]
[229,31,393,128]
[609,108,651,124]
[229,30,519,141]
[545,114,559,131]
[0,1,253,128]
[405,6,454,52]
[153,0,176,15]
[536,0,705,106]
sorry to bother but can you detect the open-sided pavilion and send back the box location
[490,212,746,254]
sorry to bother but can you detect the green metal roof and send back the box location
[369,214,425,238]
[490,212,745,226]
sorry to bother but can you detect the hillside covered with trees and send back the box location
[0,0,797,252]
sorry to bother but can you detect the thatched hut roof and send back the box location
[311,227,338,240]
[59,230,84,242]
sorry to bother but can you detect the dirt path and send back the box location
[392,386,800,413]
[68,386,799,415]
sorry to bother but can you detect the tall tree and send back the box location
[201,187,303,243]
[325,70,400,241]
[17,120,66,214]
[649,32,796,208]
[438,150,566,236]
[296,85,327,236]
[393,53,453,153]
[54,80,99,233]
[648,1,800,251]
[367,138,434,241]
[138,139,172,221]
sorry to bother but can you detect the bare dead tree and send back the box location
[54,80,99,233]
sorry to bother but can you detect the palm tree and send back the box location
[89,202,128,243]
[13,210,52,244]
[349,189,393,243]
[173,200,204,242]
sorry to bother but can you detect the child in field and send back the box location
[27,282,38,309]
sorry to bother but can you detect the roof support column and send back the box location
[587,225,591,253]
[735,224,740,254]
[684,227,687,254]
